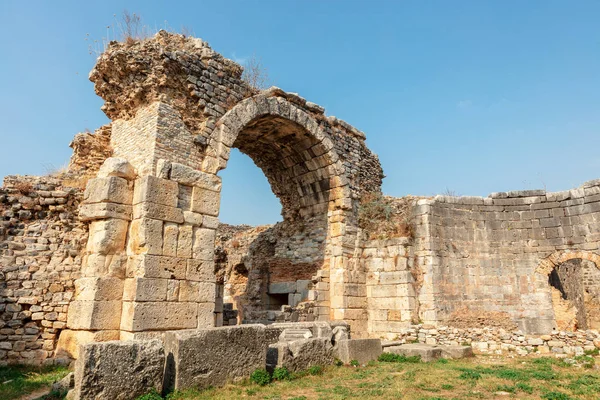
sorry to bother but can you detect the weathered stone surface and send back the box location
[163,325,266,391]
[72,340,164,400]
[440,345,474,359]
[384,344,442,362]
[191,187,220,216]
[267,337,334,372]
[66,300,122,330]
[84,177,132,205]
[79,203,132,221]
[334,338,382,365]
[120,301,198,331]
[133,175,178,207]
[55,330,120,360]
[97,157,136,180]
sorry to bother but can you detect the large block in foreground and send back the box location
[163,325,267,392]
[334,338,382,365]
[71,340,165,400]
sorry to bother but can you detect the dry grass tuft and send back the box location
[359,193,414,240]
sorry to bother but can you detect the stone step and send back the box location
[384,344,442,362]
[384,343,474,362]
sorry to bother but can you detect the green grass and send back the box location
[0,364,69,400]
[152,355,600,400]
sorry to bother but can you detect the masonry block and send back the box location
[84,176,132,205]
[126,255,187,280]
[120,301,198,331]
[179,281,216,303]
[55,329,120,360]
[74,277,124,301]
[163,325,266,391]
[66,300,122,330]
[86,219,129,255]
[334,339,382,365]
[128,218,163,255]
[163,223,179,256]
[191,186,220,216]
[187,259,215,282]
[123,278,169,301]
[72,340,164,400]
[192,227,216,260]
[133,175,179,207]
[133,202,184,223]
[176,225,193,258]
[79,203,133,221]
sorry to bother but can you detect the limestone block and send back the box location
[72,340,164,400]
[269,282,297,294]
[334,339,382,365]
[187,259,215,282]
[79,203,133,222]
[192,228,216,261]
[183,211,203,226]
[66,300,122,330]
[86,219,129,255]
[384,344,441,362]
[163,223,179,257]
[440,345,474,359]
[267,337,334,373]
[97,157,136,180]
[179,281,216,303]
[55,329,120,360]
[127,218,163,255]
[84,177,132,205]
[202,215,220,229]
[133,202,184,224]
[120,301,198,331]
[123,278,168,302]
[191,187,220,216]
[163,325,266,391]
[170,162,222,191]
[198,303,215,328]
[177,225,193,258]
[74,277,124,301]
[126,255,187,280]
[133,175,178,207]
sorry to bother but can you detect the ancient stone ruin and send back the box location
[1,31,600,379]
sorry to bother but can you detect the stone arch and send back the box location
[206,94,352,221]
[535,250,600,330]
[536,250,600,276]
[205,93,357,324]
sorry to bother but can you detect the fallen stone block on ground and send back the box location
[384,343,442,362]
[334,338,382,365]
[267,337,334,372]
[70,339,164,400]
[163,324,267,392]
[440,344,474,359]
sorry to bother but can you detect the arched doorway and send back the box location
[537,251,600,330]
[208,94,355,325]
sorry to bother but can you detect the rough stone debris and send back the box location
[70,340,165,400]
[2,30,600,370]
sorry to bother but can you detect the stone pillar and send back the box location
[119,170,218,339]
[59,158,135,358]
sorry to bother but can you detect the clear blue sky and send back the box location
[1,1,599,225]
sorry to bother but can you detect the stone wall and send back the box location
[388,324,600,357]
[0,175,87,365]
[412,181,600,334]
